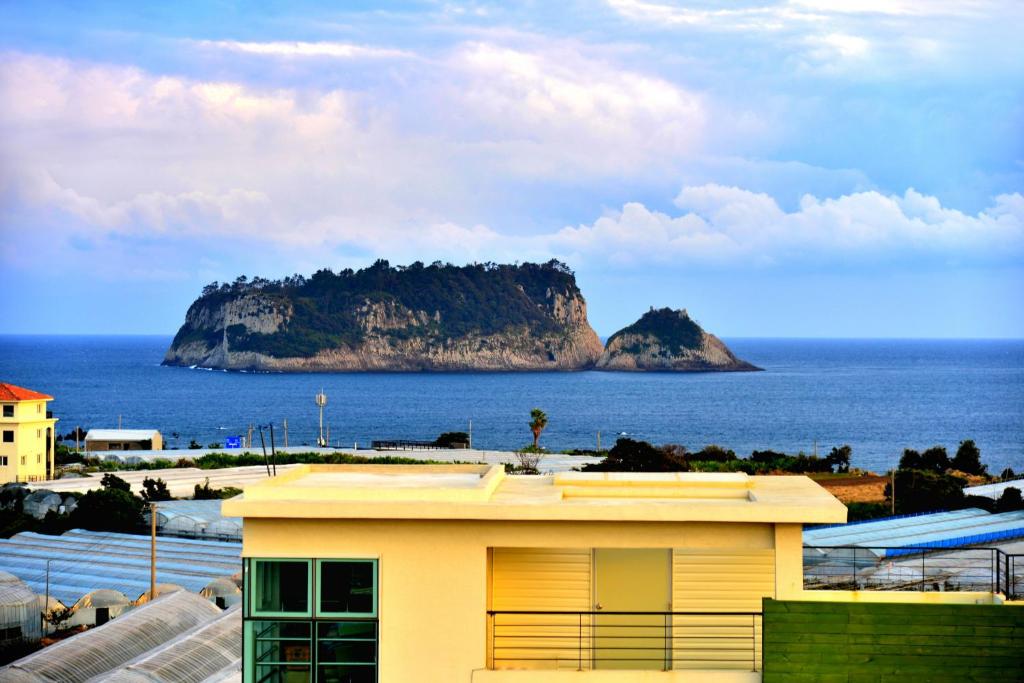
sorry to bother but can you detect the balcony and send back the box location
[487,610,762,675]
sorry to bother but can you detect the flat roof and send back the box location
[86,429,161,440]
[223,464,847,524]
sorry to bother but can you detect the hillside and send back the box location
[163,260,604,371]
[596,307,760,372]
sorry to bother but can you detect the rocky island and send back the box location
[163,260,604,371]
[164,261,758,373]
[597,307,762,372]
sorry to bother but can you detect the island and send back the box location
[163,260,604,371]
[163,261,759,373]
[596,307,761,372]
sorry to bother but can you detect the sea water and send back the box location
[0,335,1021,474]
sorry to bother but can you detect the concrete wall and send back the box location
[244,517,781,683]
[762,599,1024,682]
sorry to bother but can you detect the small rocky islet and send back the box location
[163,260,759,373]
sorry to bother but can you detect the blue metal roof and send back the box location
[0,530,240,607]
[803,508,1024,558]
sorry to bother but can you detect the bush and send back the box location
[101,473,131,493]
[69,488,143,533]
[583,438,687,472]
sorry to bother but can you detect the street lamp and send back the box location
[315,390,328,447]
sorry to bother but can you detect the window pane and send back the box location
[320,561,374,614]
[255,663,311,683]
[316,665,376,683]
[255,560,309,614]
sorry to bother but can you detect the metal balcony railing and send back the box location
[487,610,762,672]
[804,545,1022,596]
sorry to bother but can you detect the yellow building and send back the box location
[0,382,58,484]
[225,464,850,683]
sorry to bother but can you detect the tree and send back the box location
[826,445,852,474]
[528,409,548,450]
[141,477,172,502]
[188,440,202,449]
[101,473,131,493]
[951,440,986,476]
[995,487,1023,513]
[69,488,143,533]
[885,469,966,515]
[1000,467,1016,480]
[583,438,687,472]
[899,446,949,474]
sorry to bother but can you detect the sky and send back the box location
[0,1,1022,338]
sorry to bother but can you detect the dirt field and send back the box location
[813,474,889,503]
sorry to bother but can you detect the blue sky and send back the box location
[1,1,1022,337]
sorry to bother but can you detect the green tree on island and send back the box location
[529,408,548,450]
[951,439,986,476]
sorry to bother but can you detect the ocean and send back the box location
[0,335,1021,474]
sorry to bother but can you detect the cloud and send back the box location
[550,185,1024,267]
[193,40,412,60]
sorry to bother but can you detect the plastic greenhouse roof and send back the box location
[0,590,222,683]
[90,605,241,683]
[0,530,240,607]
[803,508,1024,553]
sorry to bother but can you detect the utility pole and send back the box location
[269,423,277,476]
[258,426,270,476]
[43,558,52,634]
[75,427,80,454]
[118,414,122,430]
[247,424,254,449]
[150,502,158,601]
[283,419,288,448]
[468,419,473,449]
[326,424,331,447]
[597,430,601,452]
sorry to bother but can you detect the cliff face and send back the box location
[163,261,604,372]
[597,308,760,372]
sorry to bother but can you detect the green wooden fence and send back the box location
[763,599,1024,682]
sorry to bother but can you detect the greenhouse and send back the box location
[144,499,242,541]
[97,605,241,682]
[0,529,241,608]
[0,571,41,649]
[0,590,223,682]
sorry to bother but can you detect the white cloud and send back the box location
[193,40,412,60]
[549,185,1024,267]
[446,42,706,175]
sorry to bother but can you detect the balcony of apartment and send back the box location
[480,547,770,682]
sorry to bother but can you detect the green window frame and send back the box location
[316,559,378,618]
[248,558,313,618]
[245,620,312,683]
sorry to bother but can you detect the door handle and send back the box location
[595,603,603,610]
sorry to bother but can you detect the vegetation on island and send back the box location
[606,307,704,353]
[172,259,583,358]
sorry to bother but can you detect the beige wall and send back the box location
[245,517,780,683]
[85,433,162,452]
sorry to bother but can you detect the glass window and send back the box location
[0,457,7,466]
[317,621,377,683]
[249,620,312,683]
[252,559,312,616]
[2,431,13,443]
[2,405,12,417]
[317,560,377,616]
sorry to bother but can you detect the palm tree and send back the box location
[529,408,548,450]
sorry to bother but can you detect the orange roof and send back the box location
[0,383,53,402]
